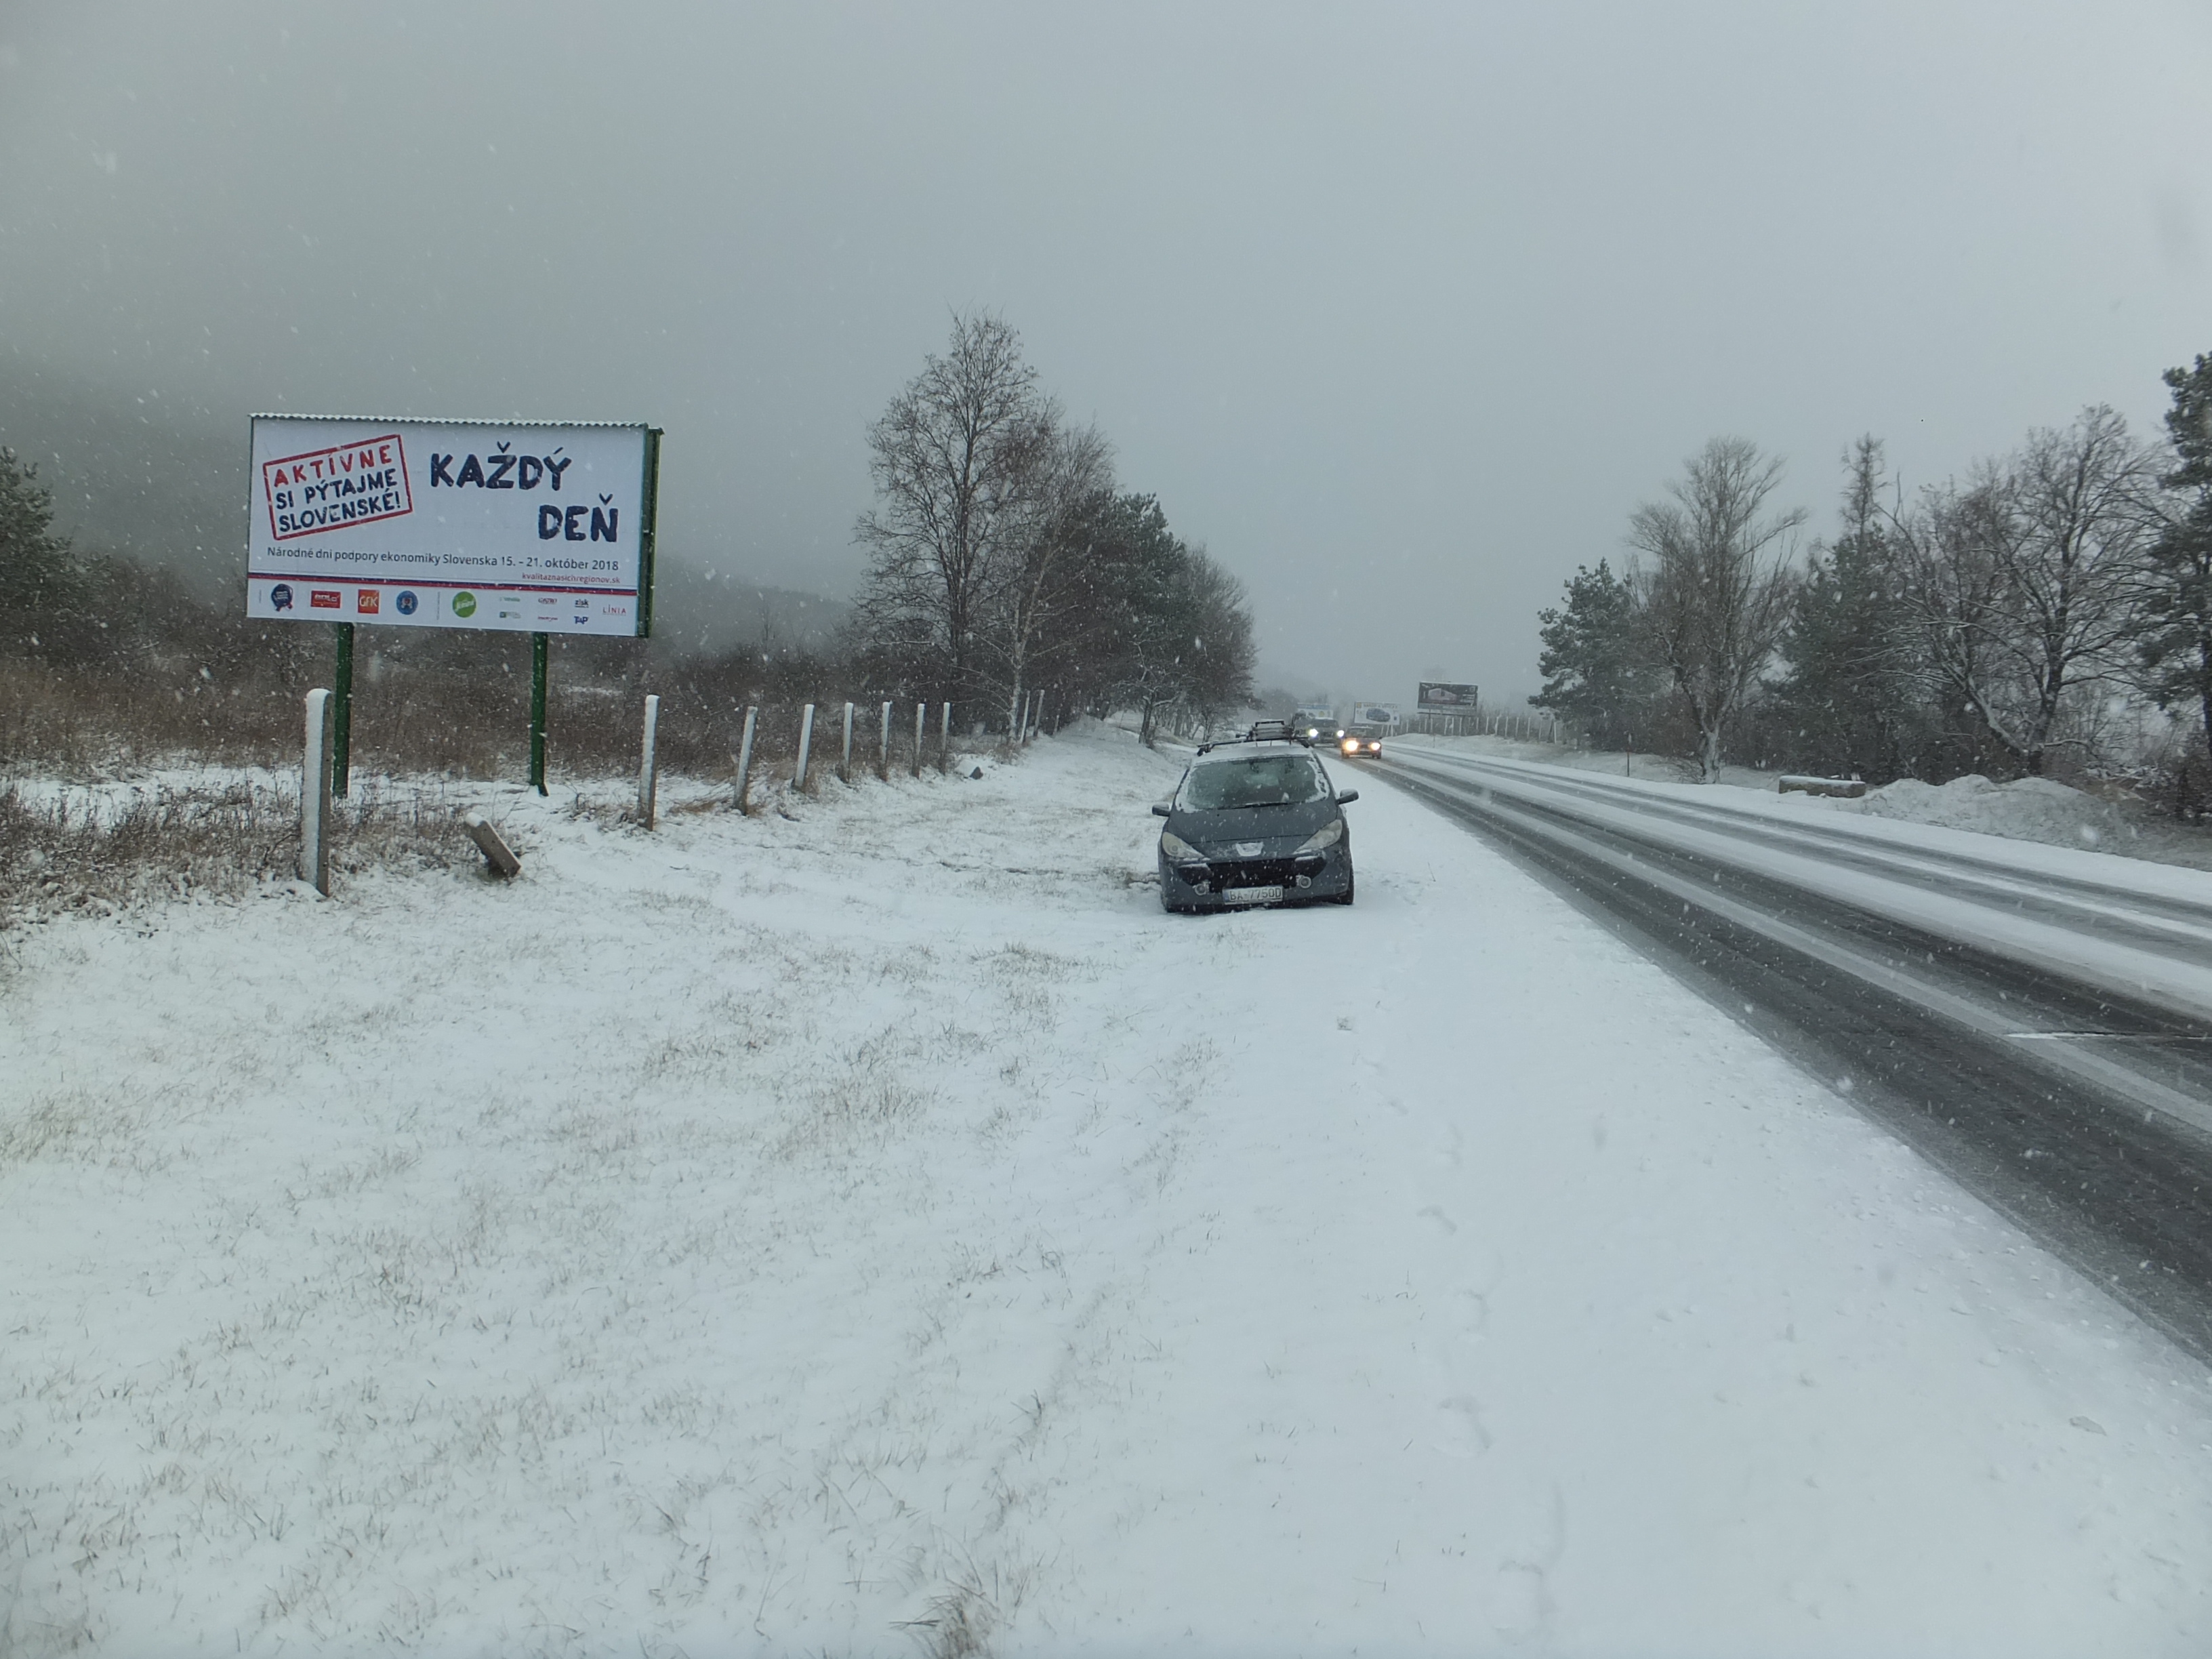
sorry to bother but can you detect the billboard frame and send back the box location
[1416,681,1480,712]
[246,413,662,640]
[247,413,663,796]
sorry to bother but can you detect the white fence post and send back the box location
[732,705,758,814]
[913,701,925,778]
[939,701,952,770]
[879,700,893,781]
[637,693,660,830]
[301,687,333,896]
[795,703,816,791]
[840,700,855,782]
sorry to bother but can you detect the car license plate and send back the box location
[1221,885,1284,906]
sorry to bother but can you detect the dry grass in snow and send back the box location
[1,731,1214,1655]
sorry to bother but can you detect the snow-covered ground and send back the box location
[5,722,2211,1656]
[1391,732,2212,872]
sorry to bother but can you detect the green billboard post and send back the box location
[331,621,355,797]
[530,630,549,794]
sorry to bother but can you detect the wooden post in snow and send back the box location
[794,702,816,791]
[912,701,925,778]
[638,693,661,830]
[878,700,893,781]
[732,705,758,814]
[840,700,855,783]
[462,812,522,878]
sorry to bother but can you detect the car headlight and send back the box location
[1340,737,1359,754]
[1160,829,1202,861]
[1294,818,1344,854]
[1305,727,1318,737]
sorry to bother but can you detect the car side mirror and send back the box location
[1336,789,1359,804]
[1151,800,1172,817]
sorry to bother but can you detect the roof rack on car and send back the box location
[1195,718,1308,755]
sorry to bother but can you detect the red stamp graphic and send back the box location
[310,590,342,609]
[356,589,381,614]
[263,433,412,541]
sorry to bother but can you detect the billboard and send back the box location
[1416,682,1479,710]
[245,416,661,637]
[1351,701,1398,726]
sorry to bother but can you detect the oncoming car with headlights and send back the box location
[1151,729,1358,912]
[1337,724,1385,760]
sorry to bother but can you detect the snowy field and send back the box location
[5,722,2211,1656]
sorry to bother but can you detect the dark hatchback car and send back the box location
[1152,737,1357,912]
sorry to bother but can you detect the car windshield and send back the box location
[1181,754,1328,811]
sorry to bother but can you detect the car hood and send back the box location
[1166,799,1337,855]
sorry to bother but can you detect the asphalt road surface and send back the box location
[1373,746,2212,1366]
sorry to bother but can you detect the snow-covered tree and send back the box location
[1627,437,1805,780]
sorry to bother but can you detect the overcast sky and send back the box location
[5,2,2212,701]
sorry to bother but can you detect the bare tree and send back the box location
[853,314,1053,707]
[1896,406,2158,775]
[1174,550,1257,731]
[1626,437,1805,779]
[983,422,1114,737]
[1891,466,2015,766]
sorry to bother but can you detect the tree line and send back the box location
[1531,357,2212,811]
[849,312,1254,741]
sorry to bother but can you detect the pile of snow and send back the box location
[1845,772,2127,844]
[1777,771,2212,872]
[5,721,2211,1654]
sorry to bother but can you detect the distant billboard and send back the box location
[1416,682,1479,710]
[1352,702,1398,726]
[245,415,661,637]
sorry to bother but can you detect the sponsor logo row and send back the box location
[278,583,425,615]
[263,582,630,629]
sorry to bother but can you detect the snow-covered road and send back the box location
[5,723,2210,1656]
[1385,742,2212,1026]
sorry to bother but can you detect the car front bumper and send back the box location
[1159,844,1353,909]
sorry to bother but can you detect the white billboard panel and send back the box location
[245,415,659,637]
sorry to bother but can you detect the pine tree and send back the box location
[2143,356,2212,779]
[1771,438,1925,781]
[0,446,79,641]
[1530,558,1656,748]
